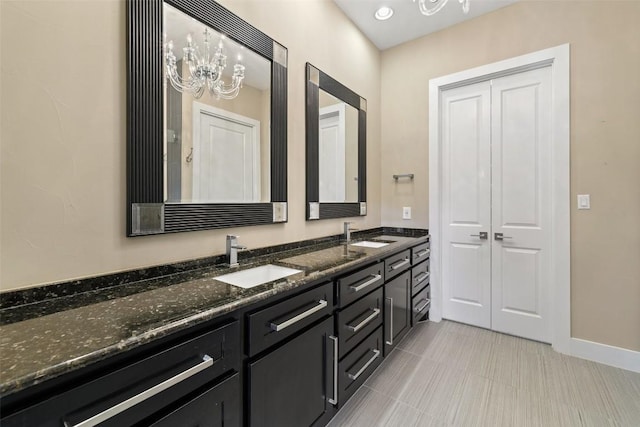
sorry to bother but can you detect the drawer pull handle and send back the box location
[415,249,430,258]
[389,258,410,271]
[328,335,339,405]
[346,308,381,333]
[349,274,382,292]
[67,355,214,427]
[347,349,381,380]
[385,297,394,346]
[270,299,328,332]
[416,299,431,313]
[414,271,430,284]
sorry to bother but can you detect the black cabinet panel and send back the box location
[247,282,333,356]
[337,287,383,358]
[248,317,334,427]
[336,262,384,308]
[384,250,411,280]
[384,271,411,356]
[338,327,383,406]
[150,373,240,427]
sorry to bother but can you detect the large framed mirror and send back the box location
[127,0,288,236]
[305,63,366,220]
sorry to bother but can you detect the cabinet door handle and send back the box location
[328,335,338,405]
[347,349,381,380]
[494,232,512,241]
[415,248,431,258]
[346,308,381,333]
[389,258,410,271]
[416,298,431,313]
[414,271,430,284]
[385,296,394,346]
[270,299,328,332]
[349,273,382,292]
[67,355,214,427]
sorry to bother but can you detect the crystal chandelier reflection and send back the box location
[413,0,470,16]
[164,28,245,100]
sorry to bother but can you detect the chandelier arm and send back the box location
[417,0,450,16]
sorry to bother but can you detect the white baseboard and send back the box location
[570,338,640,373]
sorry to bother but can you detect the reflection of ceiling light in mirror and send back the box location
[374,6,394,20]
[413,0,470,16]
[164,27,245,100]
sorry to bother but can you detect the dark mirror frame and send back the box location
[305,63,367,220]
[126,0,288,236]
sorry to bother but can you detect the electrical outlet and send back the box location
[577,194,590,210]
[402,206,411,220]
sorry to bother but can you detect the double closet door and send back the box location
[441,66,552,343]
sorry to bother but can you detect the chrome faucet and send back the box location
[343,222,358,244]
[226,235,247,267]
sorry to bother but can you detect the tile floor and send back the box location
[328,320,640,427]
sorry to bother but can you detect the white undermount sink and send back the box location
[215,264,302,289]
[350,241,390,248]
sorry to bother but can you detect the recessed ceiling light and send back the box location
[374,6,394,21]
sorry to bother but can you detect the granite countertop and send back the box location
[0,229,428,397]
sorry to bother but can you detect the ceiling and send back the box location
[333,0,519,50]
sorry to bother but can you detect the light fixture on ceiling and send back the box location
[374,6,394,21]
[164,28,245,100]
[413,0,470,16]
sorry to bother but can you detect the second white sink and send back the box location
[215,264,302,289]
[350,241,390,248]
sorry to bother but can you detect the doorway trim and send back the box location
[428,44,570,353]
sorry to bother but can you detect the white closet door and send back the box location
[441,81,492,329]
[491,67,552,342]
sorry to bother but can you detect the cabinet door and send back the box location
[150,373,240,427]
[384,271,411,355]
[249,316,335,427]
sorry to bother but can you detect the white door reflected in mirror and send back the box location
[318,90,359,203]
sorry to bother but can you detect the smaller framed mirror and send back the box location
[305,63,367,220]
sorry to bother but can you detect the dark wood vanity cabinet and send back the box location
[246,281,336,427]
[410,241,431,325]
[1,236,430,427]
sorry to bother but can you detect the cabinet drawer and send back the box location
[337,287,383,358]
[411,242,430,265]
[247,282,333,356]
[411,260,430,297]
[338,326,383,406]
[4,321,240,427]
[336,262,384,308]
[412,285,431,326]
[384,250,411,280]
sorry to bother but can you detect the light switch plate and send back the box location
[577,194,591,210]
[402,206,411,220]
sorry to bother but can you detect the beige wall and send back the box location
[380,1,640,351]
[0,0,381,291]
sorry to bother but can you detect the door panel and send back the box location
[248,317,333,427]
[319,104,346,202]
[450,243,484,305]
[491,67,552,342]
[441,81,492,329]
